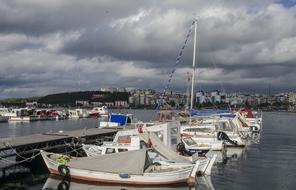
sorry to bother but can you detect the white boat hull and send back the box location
[43,175,191,190]
[41,151,196,185]
[8,116,38,122]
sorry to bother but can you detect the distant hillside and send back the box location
[0,97,40,107]
[0,91,129,107]
[38,91,129,106]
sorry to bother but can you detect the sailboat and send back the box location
[179,20,249,148]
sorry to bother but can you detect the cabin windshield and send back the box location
[183,127,214,133]
[117,135,131,144]
[183,137,197,146]
[170,127,179,145]
[216,121,233,131]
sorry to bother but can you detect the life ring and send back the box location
[58,165,70,177]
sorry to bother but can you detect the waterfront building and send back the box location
[140,94,145,105]
[75,100,90,107]
[196,91,206,104]
[26,101,38,108]
[211,90,221,103]
[288,92,296,105]
[115,100,128,108]
[105,102,114,107]
[128,96,134,105]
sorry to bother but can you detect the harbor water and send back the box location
[0,111,296,189]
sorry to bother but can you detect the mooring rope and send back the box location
[0,137,83,165]
[158,20,195,109]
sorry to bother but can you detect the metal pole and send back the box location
[190,20,197,111]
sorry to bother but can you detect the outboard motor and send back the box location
[176,142,192,156]
[217,131,238,146]
[176,142,186,155]
[250,126,259,133]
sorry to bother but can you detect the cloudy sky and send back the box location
[0,0,296,99]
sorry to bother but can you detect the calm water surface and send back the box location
[0,111,295,190]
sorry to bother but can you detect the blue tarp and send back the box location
[110,113,128,126]
[190,109,235,118]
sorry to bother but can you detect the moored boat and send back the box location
[89,106,109,117]
[40,149,201,186]
[5,108,39,122]
[42,174,192,190]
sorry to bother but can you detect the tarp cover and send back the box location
[139,132,191,163]
[69,149,151,175]
[110,114,128,126]
[191,109,234,117]
[239,108,254,118]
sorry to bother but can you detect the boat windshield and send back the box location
[183,127,214,133]
[216,121,233,131]
[183,137,197,146]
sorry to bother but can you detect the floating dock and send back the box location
[0,128,118,169]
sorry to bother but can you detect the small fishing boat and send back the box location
[42,174,192,190]
[82,129,217,177]
[40,149,201,186]
[89,106,109,117]
[4,108,39,122]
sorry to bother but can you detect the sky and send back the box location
[0,0,296,99]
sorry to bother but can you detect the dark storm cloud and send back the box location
[0,0,146,35]
[0,0,296,99]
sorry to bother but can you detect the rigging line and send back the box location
[204,42,232,111]
[157,20,195,109]
[194,0,229,110]
[210,50,232,111]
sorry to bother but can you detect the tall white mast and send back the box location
[190,20,197,111]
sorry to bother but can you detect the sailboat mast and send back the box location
[190,20,197,110]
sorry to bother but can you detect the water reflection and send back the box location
[225,147,248,162]
[196,176,214,190]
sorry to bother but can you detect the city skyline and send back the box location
[1,1,296,99]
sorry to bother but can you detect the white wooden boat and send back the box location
[82,130,217,177]
[42,175,191,190]
[40,149,201,186]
